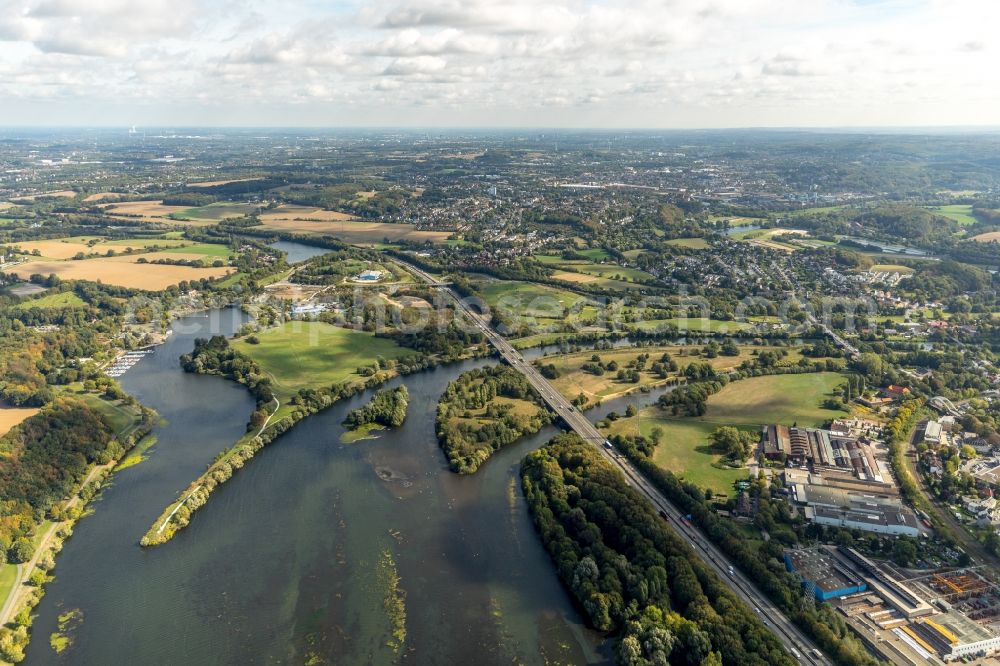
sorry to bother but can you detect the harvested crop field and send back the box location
[259,217,452,244]
[4,257,232,290]
[106,251,225,264]
[972,231,1000,243]
[100,238,194,249]
[258,204,360,223]
[549,270,599,283]
[83,192,126,202]
[5,237,211,259]
[0,404,40,437]
[11,190,77,202]
[5,238,103,259]
[101,200,214,225]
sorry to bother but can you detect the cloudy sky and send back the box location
[0,0,996,127]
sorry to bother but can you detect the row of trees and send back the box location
[521,434,795,666]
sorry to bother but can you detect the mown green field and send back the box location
[627,317,751,333]
[608,372,847,494]
[575,248,613,261]
[0,561,17,607]
[784,205,845,217]
[572,263,653,282]
[546,343,800,409]
[173,202,258,221]
[233,321,411,396]
[693,372,848,427]
[215,272,246,288]
[14,292,86,309]
[475,280,588,319]
[708,215,766,225]
[608,416,746,495]
[101,238,193,248]
[930,204,976,226]
[510,332,582,349]
[534,254,569,265]
[75,392,145,437]
[151,243,232,258]
[665,237,710,250]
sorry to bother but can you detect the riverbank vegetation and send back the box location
[521,434,796,666]
[144,318,485,545]
[436,365,551,474]
[344,385,409,429]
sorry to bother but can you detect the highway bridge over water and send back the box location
[394,257,831,665]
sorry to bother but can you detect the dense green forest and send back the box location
[436,365,551,473]
[521,434,795,666]
[343,386,409,429]
[0,399,150,563]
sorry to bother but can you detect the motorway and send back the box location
[396,258,831,665]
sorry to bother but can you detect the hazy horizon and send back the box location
[2,125,1000,133]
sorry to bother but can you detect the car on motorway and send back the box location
[603,440,613,450]
[658,510,668,520]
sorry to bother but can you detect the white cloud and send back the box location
[0,0,996,126]
[382,54,447,75]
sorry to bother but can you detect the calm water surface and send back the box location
[26,309,616,665]
[268,241,331,264]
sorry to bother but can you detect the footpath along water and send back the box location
[24,308,631,665]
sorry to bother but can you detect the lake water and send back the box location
[24,309,620,665]
[268,240,331,264]
[724,224,762,236]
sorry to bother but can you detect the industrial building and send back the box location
[813,557,1000,665]
[761,424,884,482]
[763,424,790,460]
[925,420,943,445]
[788,480,921,537]
[783,547,868,601]
[836,548,934,619]
[908,612,1000,661]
